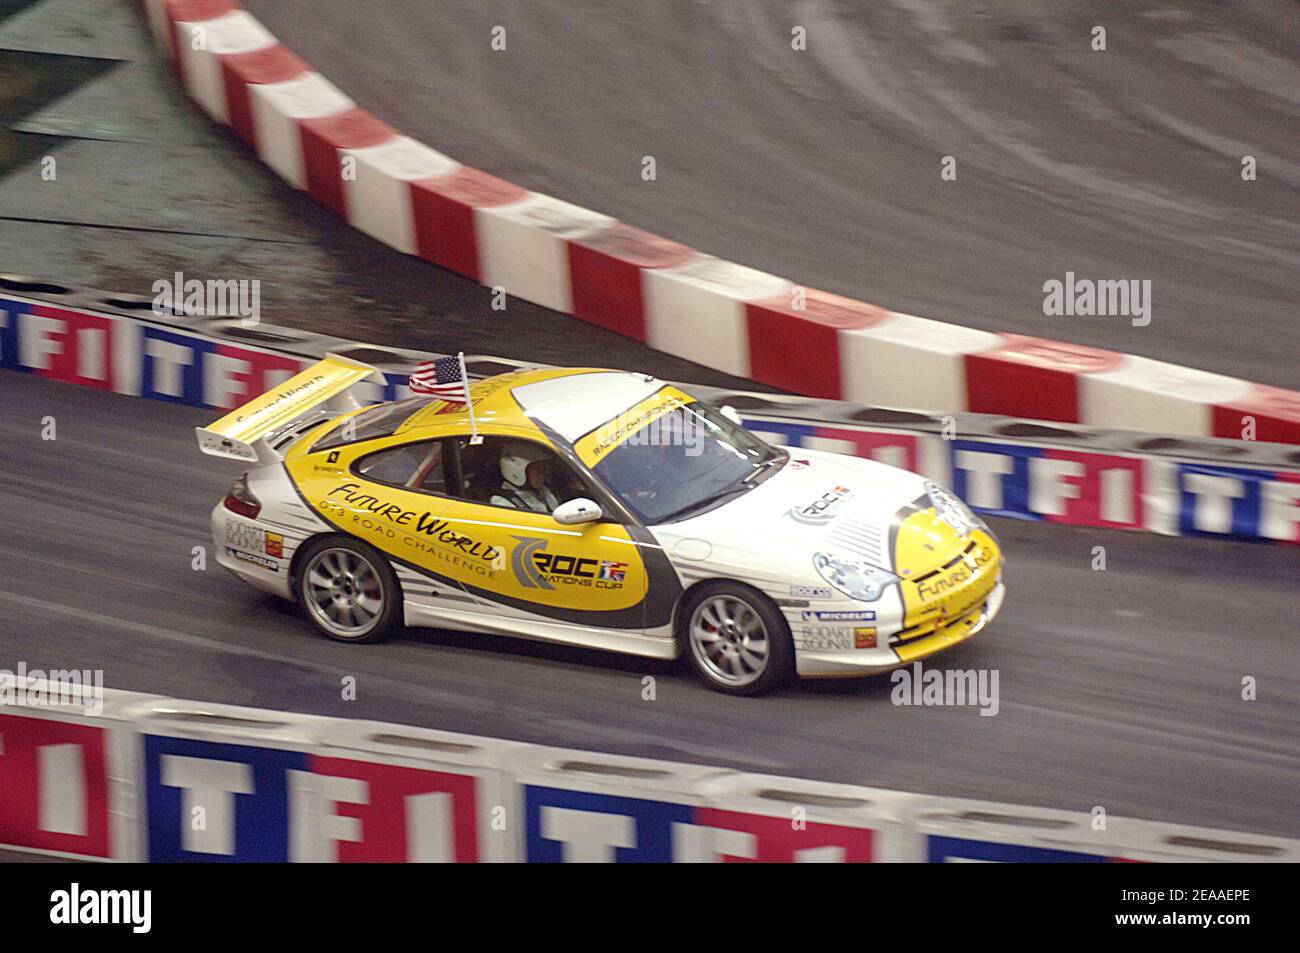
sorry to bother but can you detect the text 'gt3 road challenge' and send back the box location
[0,0,1297,906]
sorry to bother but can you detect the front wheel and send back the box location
[681,582,794,696]
[295,537,400,644]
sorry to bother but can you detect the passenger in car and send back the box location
[490,443,561,513]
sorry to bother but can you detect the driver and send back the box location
[491,442,561,513]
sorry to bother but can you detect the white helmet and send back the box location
[500,443,549,487]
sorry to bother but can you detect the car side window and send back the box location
[353,440,449,494]
[447,436,590,511]
[311,397,433,451]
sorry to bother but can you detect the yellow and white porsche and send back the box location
[197,356,1005,695]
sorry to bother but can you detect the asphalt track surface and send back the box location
[243,0,1300,389]
[2,371,1297,837]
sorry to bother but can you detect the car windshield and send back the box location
[591,401,784,524]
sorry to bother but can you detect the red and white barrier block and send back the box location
[141,0,1300,445]
[568,224,695,341]
[644,256,792,379]
[475,193,616,313]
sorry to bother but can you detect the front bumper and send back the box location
[795,580,1005,677]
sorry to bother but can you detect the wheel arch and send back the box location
[671,577,790,645]
[288,531,405,602]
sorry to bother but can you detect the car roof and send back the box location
[394,366,670,445]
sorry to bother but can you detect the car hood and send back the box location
[648,446,960,581]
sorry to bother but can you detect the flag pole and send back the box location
[457,351,482,444]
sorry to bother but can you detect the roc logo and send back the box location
[511,536,626,590]
[511,536,555,589]
[788,485,853,525]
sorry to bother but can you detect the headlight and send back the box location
[925,481,986,535]
[812,553,900,603]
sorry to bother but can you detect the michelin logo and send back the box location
[801,610,876,622]
[227,548,278,571]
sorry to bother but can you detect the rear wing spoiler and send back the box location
[196,353,380,464]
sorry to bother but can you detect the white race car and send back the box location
[198,358,1005,695]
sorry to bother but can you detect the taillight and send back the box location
[223,472,261,519]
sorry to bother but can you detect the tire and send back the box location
[679,581,794,696]
[294,537,401,644]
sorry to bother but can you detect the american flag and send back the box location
[409,355,470,401]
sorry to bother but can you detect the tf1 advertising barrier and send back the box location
[1,687,1296,863]
[1,292,1297,543]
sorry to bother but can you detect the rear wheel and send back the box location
[681,582,794,696]
[295,537,400,644]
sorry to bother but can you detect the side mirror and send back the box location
[719,404,743,425]
[552,497,603,525]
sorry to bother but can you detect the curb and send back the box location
[140,0,1300,443]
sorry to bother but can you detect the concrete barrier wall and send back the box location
[1,685,1294,862]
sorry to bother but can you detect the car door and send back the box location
[291,435,489,596]
[434,434,653,633]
